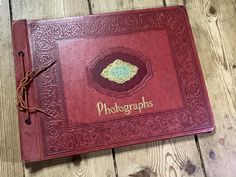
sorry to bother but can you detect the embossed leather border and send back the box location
[28,6,214,157]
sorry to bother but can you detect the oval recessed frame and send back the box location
[86,47,153,98]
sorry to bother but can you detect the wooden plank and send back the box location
[12,0,90,19]
[0,0,24,176]
[90,0,133,13]
[90,0,163,13]
[165,0,184,6]
[165,0,236,176]
[90,0,205,177]
[11,1,116,177]
[114,137,205,177]
[132,0,163,9]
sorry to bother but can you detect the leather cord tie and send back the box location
[16,59,57,124]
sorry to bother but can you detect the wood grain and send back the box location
[0,0,24,176]
[132,0,163,9]
[10,0,116,177]
[90,0,163,13]
[90,0,133,13]
[114,137,205,177]
[0,0,23,177]
[90,0,205,177]
[12,0,89,20]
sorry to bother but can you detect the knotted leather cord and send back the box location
[16,53,56,124]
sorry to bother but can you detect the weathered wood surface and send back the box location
[0,0,236,176]
[0,0,24,177]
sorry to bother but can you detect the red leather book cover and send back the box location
[12,6,214,162]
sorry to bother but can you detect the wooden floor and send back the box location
[1,0,236,176]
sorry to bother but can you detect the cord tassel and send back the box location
[16,58,56,124]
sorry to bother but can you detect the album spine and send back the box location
[12,20,43,162]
